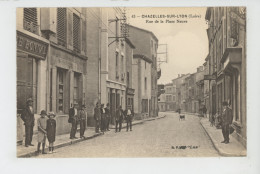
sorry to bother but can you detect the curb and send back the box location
[18,132,103,158]
[200,120,244,157]
[18,115,166,158]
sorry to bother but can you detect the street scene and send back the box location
[16,7,246,157]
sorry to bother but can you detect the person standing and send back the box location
[203,105,207,118]
[21,98,35,147]
[79,104,87,138]
[115,106,124,132]
[69,103,79,139]
[105,103,111,131]
[46,111,56,154]
[37,110,48,154]
[221,101,233,144]
[126,106,134,132]
[100,104,106,133]
[94,102,101,133]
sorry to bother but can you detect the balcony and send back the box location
[221,47,242,70]
[127,87,135,95]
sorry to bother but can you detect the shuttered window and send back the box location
[23,8,38,34]
[57,8,67,47]
[73,14,80,53]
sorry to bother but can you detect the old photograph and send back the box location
[16,7,247,158]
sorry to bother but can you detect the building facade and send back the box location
[205,7,246,147]
[128,25,159,118]
[17,8,88,143]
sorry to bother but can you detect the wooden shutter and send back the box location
[67,10,73,50]
[81,18,86,55]
[73,14,80,53]
[23,8,38,34]
[57,8,67,47]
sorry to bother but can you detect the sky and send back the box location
[127,7,209,84]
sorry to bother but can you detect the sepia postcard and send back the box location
[15,7,247,158]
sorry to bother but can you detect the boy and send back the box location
[47,112,56,154]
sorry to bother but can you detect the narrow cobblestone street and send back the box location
[36,112,220,157]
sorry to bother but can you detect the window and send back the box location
[57,8,67,47]
[73,14,80,53]
[116,52,118,67]
[145,62,146,69]
[23,8,38,34]
[57,68,65,113]
[121,55,124,74]
[145,77,147,90]
[127,72,130,86]
[74,73,80,104]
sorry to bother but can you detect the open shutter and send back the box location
[67,10,73,50]
[57,8,67,47]
[81,17,87,55]
[23,8,38,35]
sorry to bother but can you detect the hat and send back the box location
[40,110,47,116]
[222,101,228,106]
[48,111,56,117]
[26,98,33,103]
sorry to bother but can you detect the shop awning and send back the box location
[221,47,242,70]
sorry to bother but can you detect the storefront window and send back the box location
[74,73,80,104]
[57,69,65,113]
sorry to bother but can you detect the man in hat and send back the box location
[221,101,233,144]
[21,98,35,147]
[94,102,101,133]
[69,103,79,139]
[100,104,106,133]
[37,110,48,154]
[79,104,87,138]
[115,105,124,132]
[125,106,134,132]
[105,103,111,131]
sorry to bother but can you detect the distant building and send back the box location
[129,25,159,119]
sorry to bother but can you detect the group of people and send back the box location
[94,103,134,133]
[21,98,56,154]
[68,103,87,139]
[21,98,134,155]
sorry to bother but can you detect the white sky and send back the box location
[127,7,209,84]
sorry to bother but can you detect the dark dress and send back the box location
[46,118,56,143]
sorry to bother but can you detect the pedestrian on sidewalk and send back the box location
[37,110,48,154]
[100,104,106,134]
[79,104,87,138]
[115,105,124,132]
[94,102,101,133]
[69,103,79,139]
[21,98,35,147]
[125,106,134,131]
[46,112,56,154]
[203,105,207,118]
[221,101,233,144]
[105,103,111,131]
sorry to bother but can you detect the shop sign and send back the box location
[17,31,48,59]
[204,75,216,80]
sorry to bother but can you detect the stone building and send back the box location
[128,25,159,119]
[205,7,246,147]
[16,8,88,143]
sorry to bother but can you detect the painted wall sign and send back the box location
[17,31,48,59]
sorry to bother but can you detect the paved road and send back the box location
[37,112,220,157]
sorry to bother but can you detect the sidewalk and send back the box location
[17,115,166,158]
[200,118,247,157]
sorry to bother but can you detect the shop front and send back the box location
[16,31,49,144]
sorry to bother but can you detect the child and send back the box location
[37,110,48,154]
[47,111,56,154]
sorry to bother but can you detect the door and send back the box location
[17,53,37,114]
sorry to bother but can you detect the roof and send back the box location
[133,54,153,63]
[125,38,135,49]
[128,24,158,42]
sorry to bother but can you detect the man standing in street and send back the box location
[69,103,79,139]
[126,106,134,132]
[221,101,233,144]
[105,103,111,131]
[100,104,106,134]
[79,104,87,138]
[203,105,207,118]
[21,98,35,147]
[115,105,124,132]
[94,102,101,133]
